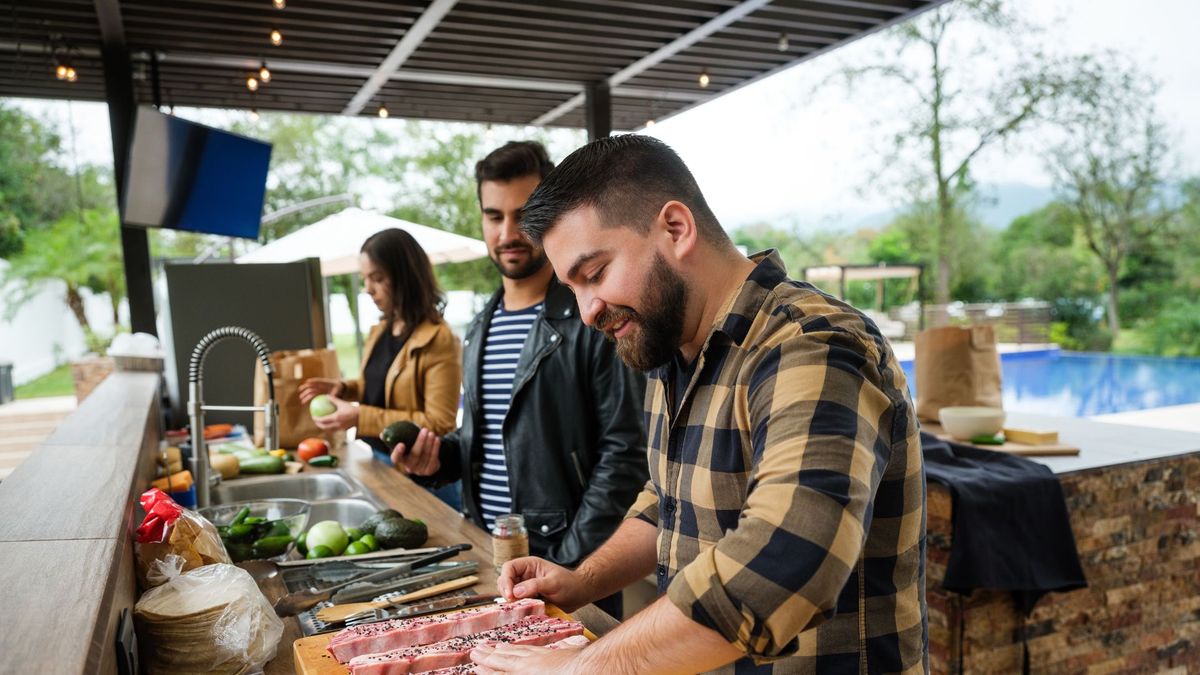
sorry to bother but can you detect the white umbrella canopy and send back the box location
[237,207,488,276]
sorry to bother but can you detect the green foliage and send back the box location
[1137,298,1200,357]
[2,208,126,332]
[14,364,74,400]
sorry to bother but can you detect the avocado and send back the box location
[381,421,421,449]
[360,509,404,536]
[374,517,428,550]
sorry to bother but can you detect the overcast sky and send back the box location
[11,0,1198,232]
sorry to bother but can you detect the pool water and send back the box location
[898,350,1200,417]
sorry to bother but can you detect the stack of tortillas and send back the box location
[134,562,282,674]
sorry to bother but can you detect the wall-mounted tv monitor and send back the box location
[122,107,272,240]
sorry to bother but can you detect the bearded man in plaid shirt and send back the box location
[471,135,927,675]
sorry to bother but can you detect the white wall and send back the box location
[0,259,124,385]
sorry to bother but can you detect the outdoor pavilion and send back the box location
[0,0,947,335]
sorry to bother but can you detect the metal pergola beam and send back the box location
[534,0,774,126]
[342,0,459,115]
[95,0,156,336]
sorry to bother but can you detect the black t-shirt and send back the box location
[362,328,406,454]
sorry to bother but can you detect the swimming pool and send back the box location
[898,350,1200,417]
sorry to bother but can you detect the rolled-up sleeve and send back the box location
[623,479,660,527]
[665,329,895,660]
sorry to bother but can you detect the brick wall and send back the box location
[927,453,1200,674]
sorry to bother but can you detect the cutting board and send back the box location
[293,603,595,675]
[924,422,1080,457]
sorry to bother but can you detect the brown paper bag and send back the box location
[914,325,1002,422]
[253,348,340,449]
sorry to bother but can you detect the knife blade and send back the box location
[388,593,500,618]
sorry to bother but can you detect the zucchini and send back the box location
[238,454,285,474]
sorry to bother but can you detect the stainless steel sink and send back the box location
[211,471,364,504]
[307,498,382,528]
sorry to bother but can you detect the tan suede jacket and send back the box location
[340,319,461,437]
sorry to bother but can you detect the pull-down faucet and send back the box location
[187,326,278,508]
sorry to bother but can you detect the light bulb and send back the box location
[378,105,389,119]
[250,109,260,122]
[273,0,285,8]
[55,64,68,80]
[247,76,259,92]
[778,33,788,52]
[698,70,710,88]
[270,29,283,46]
[259,63,271,82]
[645,119,656,128]
[66,66,77,82]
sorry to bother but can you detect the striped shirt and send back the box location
[478,301,543,529]
[625,250,926,673]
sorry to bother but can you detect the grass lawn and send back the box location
[14,364,74,399]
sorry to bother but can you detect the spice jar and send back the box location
[492,514,529,572]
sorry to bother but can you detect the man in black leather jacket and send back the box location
[391,141,648,616]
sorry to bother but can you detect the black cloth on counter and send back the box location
[921,431,1087,614]
[360,328,406,455]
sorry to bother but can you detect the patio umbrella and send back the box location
[236,207,487,275]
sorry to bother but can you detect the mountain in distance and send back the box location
[730,182,1056,235]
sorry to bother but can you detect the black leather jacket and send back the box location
[417,278,649,567]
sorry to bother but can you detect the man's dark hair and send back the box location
[520,134,727,246]
[474,141,555,200]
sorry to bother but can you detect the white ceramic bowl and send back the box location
[938,406,1005,441]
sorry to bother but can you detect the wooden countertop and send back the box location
[263,441,618,674]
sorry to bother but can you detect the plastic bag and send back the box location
[134,555,283,675]
[135,488,230,589]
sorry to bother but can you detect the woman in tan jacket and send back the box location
[299,228,461,463]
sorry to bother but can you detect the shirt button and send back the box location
[540,524,550,534]
[663,498,675,515]
[464,339,470,346]
[563,309,570,317]
[656,564,666,578]
[550,335,558,342]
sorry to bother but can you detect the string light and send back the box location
[55,63,68,80]
[270,29,283,46]
[645,119,656,128]
[247,76,259,92]
[778,33,788,52]
[65,66,77,82]
[378,105,389,119]
[259,62,271,83]
[250,109,260,122]
[272,0,285,8]
[698,70,710,88]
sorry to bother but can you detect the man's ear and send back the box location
[658,201,698,262]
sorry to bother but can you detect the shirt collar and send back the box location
[712,249,788,347]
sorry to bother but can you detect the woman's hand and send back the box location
[299,377,342,405]
[312,395,358,431]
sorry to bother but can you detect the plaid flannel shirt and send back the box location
[625,251,927,674]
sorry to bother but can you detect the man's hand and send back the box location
[390,427,441,475]
[471,642,586,674]
[299,377,342,405]
[497,557,593,613]
[312,395,357,431]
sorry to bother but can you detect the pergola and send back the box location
[1,0,946,334]
[802,262,924,312]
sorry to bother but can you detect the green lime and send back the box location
[295,532,307,554]
[345,541,369,556]
[358,534,378,552]
[306,544,334,560]
[346,527,364,541]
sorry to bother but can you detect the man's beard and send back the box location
[490,244,548,280]
[595,255,688,372]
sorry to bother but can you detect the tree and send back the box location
[2,208,125,334]
[1048,57,1178,337]
[828,0,1100,304]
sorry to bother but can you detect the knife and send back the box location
[273,543,471,616]
[342,593,500,624]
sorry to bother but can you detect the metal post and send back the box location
[350,272,364,366]
[96,0,157,336]
[585,81,611,142]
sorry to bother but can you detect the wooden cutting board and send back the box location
[924,422,1080,457]
[293,602,595,675]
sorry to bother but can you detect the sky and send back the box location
[10,0,1199,233]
